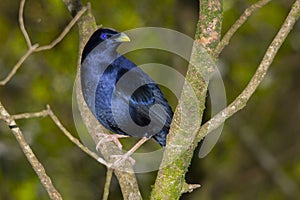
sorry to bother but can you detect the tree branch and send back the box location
[0,44,38,86]
[0,106,110,167]
[35,7,87,51]
[215,0,271,56]
[102,168,113,200]
[46,105,110,166]
[61,1,142,199]
[196,0,223,54]
[0,101,62,200]
[151,0,222,199]
[181,183,201,194]
[0,108,49,120]
[197,0,300,144]
[0,0,86,86]
[2,0,140,199]
[19,0,32,48]
[0,1,89,199]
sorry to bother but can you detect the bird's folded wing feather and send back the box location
[113,65,171,130]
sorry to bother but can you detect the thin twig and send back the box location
[0,4,86,86]
[2,105,110,167]
[0,108,49,120]
[198,0,300,144]
[102,168,113,200]
[46,105,110,167]
[215,0,271,56]
[181,183,201,194]
[35,6,87,51]
[2,0,109,198]
[19,0,32,48]
[0,44,38,86]
[0,101,62,200]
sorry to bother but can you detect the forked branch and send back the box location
[0,0,86,86]
[197,0,300,148]
[215,0,272,56]
[0,105,110,167]
[0,101,62,200]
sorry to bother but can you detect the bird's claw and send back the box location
[110,154,136,167]
[95,133,128,151]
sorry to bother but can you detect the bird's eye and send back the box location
[100,33,108,40]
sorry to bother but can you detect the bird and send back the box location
[81,28,173,165]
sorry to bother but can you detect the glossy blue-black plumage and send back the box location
[81,28,173,146]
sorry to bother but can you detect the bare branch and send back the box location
[0,44,38,86]
[46,105,110,166]
[0,5,86,86]
[197,0,300,145]
[181,183,201,194]
[0,108,49,120]
[61,0,83,17]
[2,105,110,167]
[215,0,271,56]
[4,0,141,197]
[75,71,142,199]
[19,0,32,48]
[102,168,113,200]
[61,1,142,198]
[0,101,62,200]
[35,7,87,51]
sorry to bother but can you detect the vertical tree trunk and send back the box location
[150,1,222,199]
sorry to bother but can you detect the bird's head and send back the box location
[97,28,130,43]
[81,28,130,63]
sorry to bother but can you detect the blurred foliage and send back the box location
[0,0,300,199]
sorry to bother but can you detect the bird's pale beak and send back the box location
[114,32,130,42]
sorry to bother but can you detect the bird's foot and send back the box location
[111,153,136,167]
[111,137,150,168]
[96,133,128,151]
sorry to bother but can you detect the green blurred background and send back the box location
[1,0,300,199]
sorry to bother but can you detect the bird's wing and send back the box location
[129,83,161,126]
[113,65,173,135]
